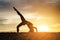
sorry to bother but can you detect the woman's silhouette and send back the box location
[13,7,37,33]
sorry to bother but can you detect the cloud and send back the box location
[0,0,60,24]
[0,0,59,11]
[0,0,12,10]
[0,19,8,24]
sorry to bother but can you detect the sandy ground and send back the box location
[0,32,60,40]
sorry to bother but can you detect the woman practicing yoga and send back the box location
[13,7,37,33]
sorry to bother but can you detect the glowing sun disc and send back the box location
[37,25,49,32]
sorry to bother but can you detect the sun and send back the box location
[37,25,49,32]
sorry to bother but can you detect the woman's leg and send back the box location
[17,23,23,33]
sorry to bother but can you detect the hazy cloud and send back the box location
[0,0,60,24]
[0,0,12,11]
[0,0,59,10]
[0,0,60,32]
[0,19,7,24]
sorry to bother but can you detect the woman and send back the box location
[13,7,37,33]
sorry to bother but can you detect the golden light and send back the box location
[37,25,49,32]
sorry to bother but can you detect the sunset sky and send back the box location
[0,0,60,32]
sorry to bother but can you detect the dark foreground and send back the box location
[0,32,60,40]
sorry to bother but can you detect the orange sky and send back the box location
[0,0,60,32]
